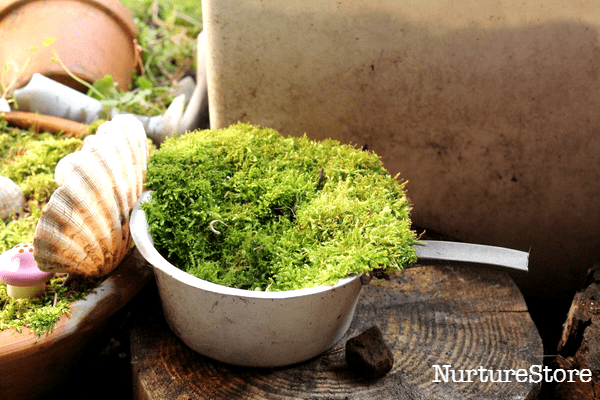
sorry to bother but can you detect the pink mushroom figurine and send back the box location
[0,243,55,299]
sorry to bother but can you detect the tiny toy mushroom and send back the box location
[0,243,55,299]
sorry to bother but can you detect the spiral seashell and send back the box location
[0,176,25,220]
[33,114,148,278]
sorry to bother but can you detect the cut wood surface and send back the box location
[130,264,542,400]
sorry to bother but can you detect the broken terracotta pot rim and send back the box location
[0,0,137,38]
[0,0,139,91]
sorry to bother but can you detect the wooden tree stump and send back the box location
[130,264,542,399]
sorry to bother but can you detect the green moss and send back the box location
[89,0,201,117]
[20,174,58,202]
[86,119,107,136]
[0,275,98,338]
[1,136,83,182]
[0,201,42,252]
[0,123,89,253]
[0,120,95,336]
[142,123,418,291]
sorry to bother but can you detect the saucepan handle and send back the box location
[412,240,529,274]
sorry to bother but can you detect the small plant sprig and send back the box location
[0,37,104,105]
[86,0,202,117]
[0,38,57,104]
[125,0,201,85]
[44,37,105,100]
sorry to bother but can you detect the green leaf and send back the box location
[136,76,153,90]
[42,37,56,47]
[89,75,118,100]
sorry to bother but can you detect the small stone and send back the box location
[345,325,394,379]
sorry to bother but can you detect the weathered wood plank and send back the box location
[130,264,542,399]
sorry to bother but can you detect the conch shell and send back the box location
[33,114,148,278]
[0,176,25,220]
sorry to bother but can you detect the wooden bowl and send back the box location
[0,248,152,400]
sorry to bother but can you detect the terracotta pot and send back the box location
[0,0,139,92]
[0,249,152,400]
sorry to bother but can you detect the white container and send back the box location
[130,191,363,367]
[13,73,103,124]
[202,0,600,297]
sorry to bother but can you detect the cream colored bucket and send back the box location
[202,0,600,296]
[130,192,363,367]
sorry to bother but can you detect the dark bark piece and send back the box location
[346,325,394,379]
[555,264,600,399]
[558,282,600,356]
[130,264,542,400]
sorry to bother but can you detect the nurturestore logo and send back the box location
[432,364,592,383]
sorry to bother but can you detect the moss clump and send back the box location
[1,136,82,182]
[142,123,418,291]
[20,174,58,202]
[0,201,42,251]
[0,119,89,252]
[0,119,96,337]
[0,275,97,338]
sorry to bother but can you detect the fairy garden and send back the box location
[0,114,149,337]
[0,1,567,399]
[0,120,94,335]
[0,0,196,337]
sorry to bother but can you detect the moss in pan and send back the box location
[142,123,418,291]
